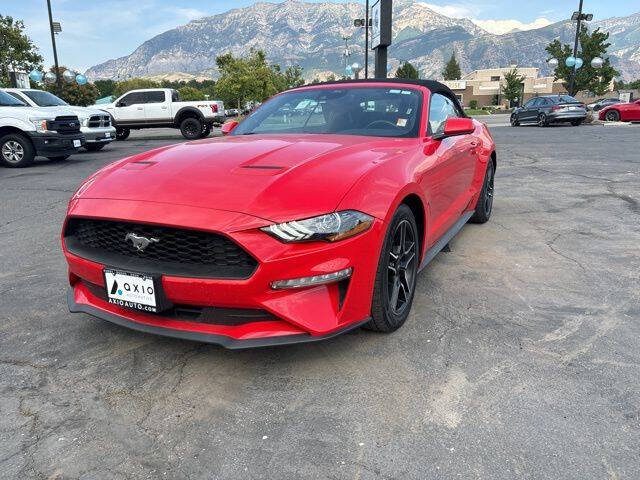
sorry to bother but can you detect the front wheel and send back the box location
[470,161,495,224]
[115,128,130,141]
[180,117,203,140]
[537,113,548,127]
[0,133,35,168]
[605,110,620,122]
[367,205,419,333]
[510,115,520,127]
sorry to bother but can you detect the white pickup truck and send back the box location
[93,88,225,140]
[0,89,84,168]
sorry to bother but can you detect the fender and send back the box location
[174,106,205,124]
[0,117,36,133]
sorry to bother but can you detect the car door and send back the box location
[113,92,146,123]
[518,98,538,123]
[143,91,170,125]
[628,100,640,121]
[422,93,477,242]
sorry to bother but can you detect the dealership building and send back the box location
[443,67,567,109]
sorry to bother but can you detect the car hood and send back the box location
[75,134,414,223]
[36,105,106,119]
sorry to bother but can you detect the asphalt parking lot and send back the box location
[1,124,639,479]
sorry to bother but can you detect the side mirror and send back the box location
[116,101,124,108]
[221,120,239,136]
[433,117,475,140]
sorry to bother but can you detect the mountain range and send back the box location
[85,0,640,82]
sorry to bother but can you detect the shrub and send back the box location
[469,100,478,110]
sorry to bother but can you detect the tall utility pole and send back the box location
[46,0,61,94]
[569,0,584,96]
[364,0,369,78]
[342,35,352,71]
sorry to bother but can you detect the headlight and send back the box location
[30,118,52,133]
[261,210,373,243]
[81,117,89,127]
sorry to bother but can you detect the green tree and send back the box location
[545,26,619,96]
[0,15,43,87]
[94,79,116,98]
[395,61,419,79]
[113,78,160,98]
[42,66,99,106]
[501,68,526,107]
[442,52,461,80]
[283,65,305,89]
[177,86,204,101]
[614,79,640,90]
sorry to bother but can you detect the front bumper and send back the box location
[63,199,384,348]
[82,126,116,144]
[28,132,85,157]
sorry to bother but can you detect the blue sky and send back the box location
[5,0,639,72]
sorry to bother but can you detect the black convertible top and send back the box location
[291,78,466,116]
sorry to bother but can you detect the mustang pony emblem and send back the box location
[125,232,159,252]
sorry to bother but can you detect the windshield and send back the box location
[233,87,422,138]
[0,90,27,107]
[23,90,69,107]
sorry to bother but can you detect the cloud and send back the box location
[416,2,477,19]
[173,8,208,21]
[471,18,552,35]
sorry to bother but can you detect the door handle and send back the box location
[161,106,168,109]
[137,107,143,110]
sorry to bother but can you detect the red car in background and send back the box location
[599,99,640,122]
[62,79,496,348]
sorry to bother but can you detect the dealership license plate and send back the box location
[104,269,158,313]
[73,139,81,147]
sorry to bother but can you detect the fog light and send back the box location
[271,267,353,290]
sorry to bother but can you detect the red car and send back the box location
[62,80,496,348]
[599,99,640,122]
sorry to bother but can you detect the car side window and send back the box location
[119,92,144,107]
[6,91,25,102]
[429,93,459,135]
[171,90,180,102]
[145,91,165,103]
[523,99,535,108]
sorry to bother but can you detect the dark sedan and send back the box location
[511,95,587,127]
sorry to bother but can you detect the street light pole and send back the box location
[364,0,369,79]
[46,0,61,94]
[569,0,583,96]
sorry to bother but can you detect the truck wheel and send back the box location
[116,128,130,141]
[47,155,71,161]
[200,125,212,138]
[0,133,35,168]
[180,118,203,140]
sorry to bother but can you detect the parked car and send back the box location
[225,108,239,117]
[4,88,115,151]
[93,88,225,140]
[599,99,640,122]
[0,89,84,168]
[62,79,496,348]
[587,98,621,111]
[510,95,587,127]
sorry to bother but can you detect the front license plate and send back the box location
[73,139,81,147]
[104,269,158,313]
[105,132,111,138]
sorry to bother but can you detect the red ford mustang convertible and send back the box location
[62,79,496,348]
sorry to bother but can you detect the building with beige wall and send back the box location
[443,66,567,109]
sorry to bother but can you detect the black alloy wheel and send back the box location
[470,161,495,223]
[605,110,620,122]
[367,205,419,333]
[180,118,203,140]
[116,128,130,141]
[537,113,548,127]
[510,115,520,127]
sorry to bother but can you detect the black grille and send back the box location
[47,115,81,135]
[64,218,257,279]
[88,115,111,128]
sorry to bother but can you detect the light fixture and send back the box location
[271,267,353,290]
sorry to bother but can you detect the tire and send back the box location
[470,161,495,224]
[85,143,106,151]
[0,133,35,168]
[537,113,548,127]
[200,125,211,138]
[571,120,583,126]
[115,128,130,141]
[366,205,420,333]
[180,117,203,140]
[605,110,620,122]
[510,115,520,127]
[47,155,70,161]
